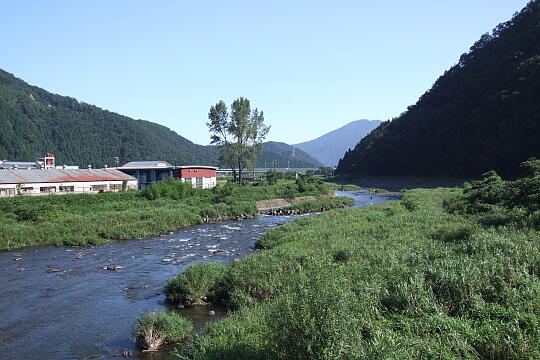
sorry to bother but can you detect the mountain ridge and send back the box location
[0,69,320,169]
[337,1,540,178]
[294,119,381,166]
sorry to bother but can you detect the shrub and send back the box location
[332,249,352,263]
[431,222,480,244]
[165,262,226,305]
[142,178,195,200]
[132,311,192,351]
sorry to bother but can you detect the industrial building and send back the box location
[0,153,79,170]
[116,162,218,190]
[176,165,218,189]
[117,161,174,190]
[0,168,137,197]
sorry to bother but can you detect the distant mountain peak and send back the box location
[294,119,382,167]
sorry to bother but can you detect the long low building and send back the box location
[0,168,138,197]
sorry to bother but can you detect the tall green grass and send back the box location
[169,187,540,359]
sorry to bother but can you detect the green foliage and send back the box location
[264,171,297,185]
[142,178,195,200]
[264,272,360,360]
[165,262,226,305]
[0,69,321,169]
[431,223,481,244]
[258,142,322,169]
[337,2,540,178]
[283,197,355,214]
[0,70,218,167]
[448,159,540,228]
[0,180,331,250]
[175,187,540,359]
[133,311,192,351]
[207,98,270,183]
[325,183,362,191]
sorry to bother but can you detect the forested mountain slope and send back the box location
[259,142,322,168]
[0,69,219,167]
[0,69,317,168]
[294,120,381,166]
[337,1,540,178]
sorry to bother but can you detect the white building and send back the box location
[0,168,138,197]
[176,166,218,189]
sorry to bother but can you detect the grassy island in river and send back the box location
[0,176,351,251]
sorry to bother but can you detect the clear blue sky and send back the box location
[0,0,529,145]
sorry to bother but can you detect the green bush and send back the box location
[165,262,226,305]
[143,178,196,200]
[133,311,192,351]
[448,159,540,229]
[431,222,480,244]
[332,249,353,263]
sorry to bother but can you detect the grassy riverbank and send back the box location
[0,176,342,251]
[166,166,540,359]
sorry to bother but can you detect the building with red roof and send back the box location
[0,168,138,197]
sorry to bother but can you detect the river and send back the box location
[0,192,393,360]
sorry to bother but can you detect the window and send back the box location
[196,177,203,188]
[0,188,16,197]
[59,186,74,193]
[22,187,33,193]
[160,172,170,180]
[91,184,107,192]
[40,186,56,193]
[109,184,122,191]
[144,171,152,183]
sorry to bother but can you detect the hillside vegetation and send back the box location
[257,141,322,169]
[338,1,540,178]
[0,69,218,167]
[165,162,540,359]
[0,69,320,168]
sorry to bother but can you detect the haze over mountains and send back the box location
[0,69,320,169]
[294,120,381,167]
[338,1,540,178]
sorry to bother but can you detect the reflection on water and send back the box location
[0,192,392,359]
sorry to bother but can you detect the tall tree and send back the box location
[207,97,270,183]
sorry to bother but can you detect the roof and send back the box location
[0,169,136,185]
[0,161,38,169]
[177,165,218,170]
[119,161,173,169]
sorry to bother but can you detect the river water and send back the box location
[0,192,392,360]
